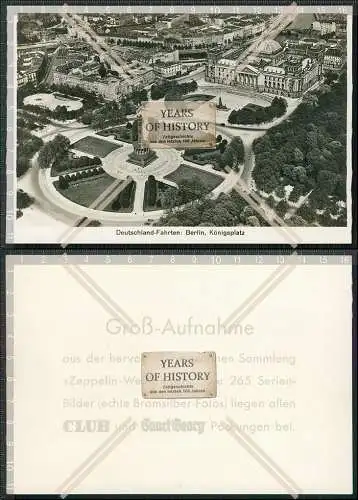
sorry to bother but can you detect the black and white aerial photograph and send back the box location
[8,5,352,243]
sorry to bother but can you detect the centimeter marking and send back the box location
[5,254,354,265]
[6,263,15,495]
[9,5,353,14]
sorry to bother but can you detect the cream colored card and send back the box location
[7,257,352,494]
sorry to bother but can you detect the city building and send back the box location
[17,49,45,87]
[153,60,182,78]
[150,49,180,65]
[206,39,323,97]
[323,48,345,71]
[49,42,155,99]
[312,20,336,35]
[52,62,155,100]
[17,70,37,87]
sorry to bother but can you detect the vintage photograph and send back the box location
[7,254,353,494]
[8,6,352,243]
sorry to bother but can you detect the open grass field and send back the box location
[54,173,116,208]
[165,164,223,191]
[71,136,121,157]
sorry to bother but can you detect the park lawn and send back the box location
[71,136,122,157]
[54,173,116,208]
[143,180,177,212]
[165,164,223,192]
[184,94,215,102]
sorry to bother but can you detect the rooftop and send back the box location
[257,39,282,55]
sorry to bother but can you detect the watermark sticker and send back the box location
[141,100,216,149]
[141,351,217,399]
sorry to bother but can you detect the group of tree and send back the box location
[252,71,347,224]
[20,82,104,125]
[23,103,83,122]
[98,62,108,79]
[18,112,49,131]
[218,136,244,171]
[117,95,138,116]
[58,166,105,190]
[161,176,209,210]
[111,181,135,210]
[228,97,287,126]
[157,190,267,227]
[145,175,157,207]
[38,134,71,169]
[53,154,102,174]
[17,189,34,210]
[121,89,148,107]
[150,80,198,100]
[48,83,104,123]
[17,127,44,177]
[17,82,42,108]
[82,101,126,130]
[184,136,244,172]
[117,38,163,49]
[49,83,100,104]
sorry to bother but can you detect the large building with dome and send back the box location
[205,39,323,98]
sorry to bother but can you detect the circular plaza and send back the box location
[37,129,231,224]
[23,92,83,112]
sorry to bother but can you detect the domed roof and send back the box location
[257,39,282,55]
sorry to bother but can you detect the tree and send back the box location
[147,175,157,207]
[119,182,134,209]
[266,195,276,208]
[212,205,235,226]
[246,215,261,226]
[275,185,286,199]
[288,187,301,203]
[289,215,306,226]
[17,156,30,177]
[176,177,207,204]
[17,189,34,209]
[296,203,316,223]
[230,137,245,166]
[317,170,337,194]
[293,147,304,164]
[58,175,69,189]
[275,200,289,218]
[92,156,102,165]
[98,63,107,78]
[218,141,226,154]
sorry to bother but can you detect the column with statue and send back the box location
[127,108,157,167]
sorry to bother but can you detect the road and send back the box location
[17,40,61,51]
